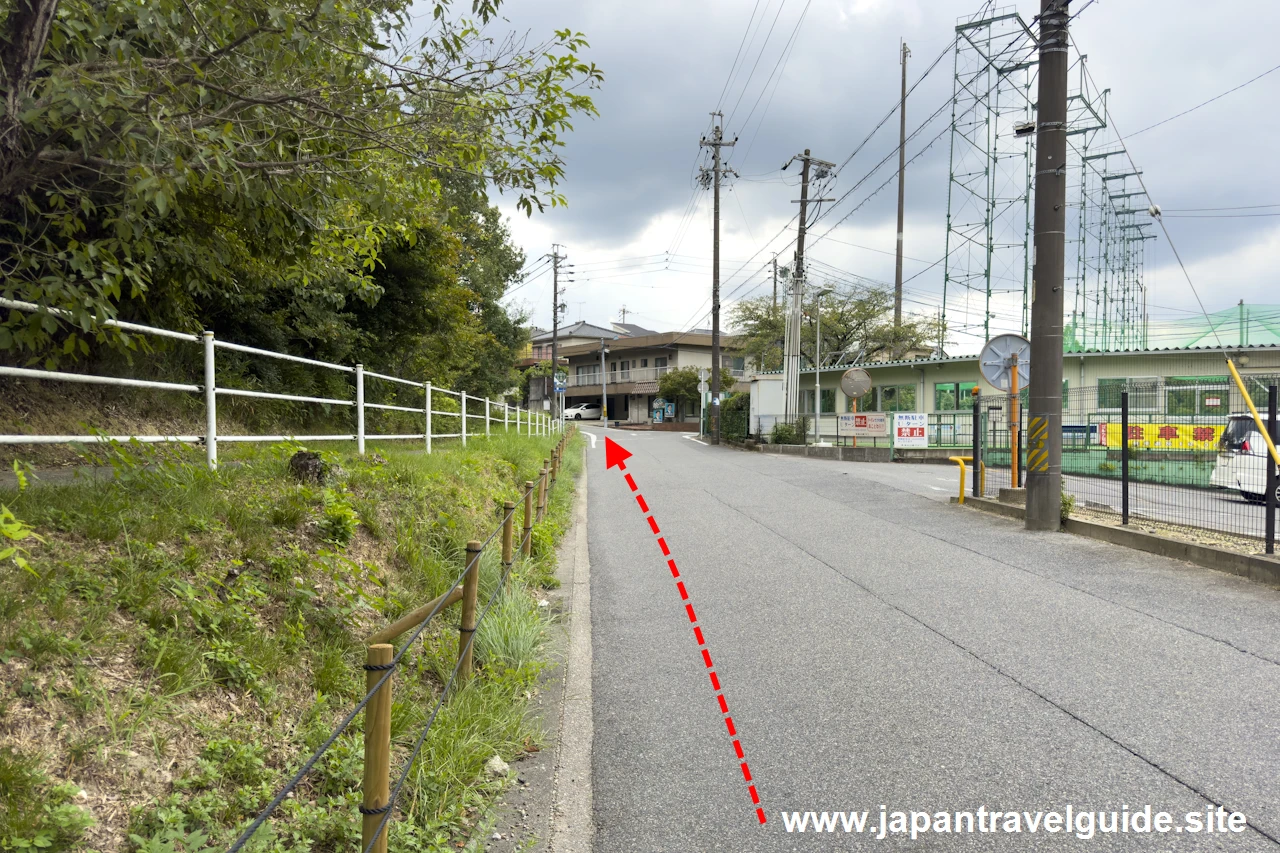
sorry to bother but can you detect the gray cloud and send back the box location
[475,0,1280,348]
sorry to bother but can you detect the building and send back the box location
[750,343,1280,442]
[560,331,750,425]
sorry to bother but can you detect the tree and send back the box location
[658,367,698,421]
[730,284,939,370]
[0,0,602,359]
[728,298,785,373]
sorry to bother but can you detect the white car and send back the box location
[1229,424,1279,504]
[1210,414,1272,491]
[563,402,602,421]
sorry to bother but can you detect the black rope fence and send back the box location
[223,431,574,853]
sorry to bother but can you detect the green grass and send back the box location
[0,429,582,852]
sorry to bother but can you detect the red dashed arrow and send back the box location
[604,436,766,825]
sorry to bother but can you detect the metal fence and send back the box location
[0,297,560,466]
[967,381,1279,553]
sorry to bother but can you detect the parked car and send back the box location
[1225,417,1279,503]
[563,402,602,420]
[1210,413,1272,490]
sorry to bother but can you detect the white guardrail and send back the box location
[0,297,561,468]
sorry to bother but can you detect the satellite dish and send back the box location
[840,367,872,398]
[979,334,1031,392]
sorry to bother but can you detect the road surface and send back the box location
[788,456,1277,540]
[584,426,1280,850]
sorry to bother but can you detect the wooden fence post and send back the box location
[361,644,394,853]
[522,481,534,557]
[457,540,482,682]
[537,464,548,522]
[501,500,515,585]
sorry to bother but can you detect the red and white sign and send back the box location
[838,412,888,437]
[894,413,929,448]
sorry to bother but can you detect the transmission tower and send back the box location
[942,5,1153,353]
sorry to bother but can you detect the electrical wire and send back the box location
[1128,61,1280,138]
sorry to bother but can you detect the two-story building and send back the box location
[559,329,749,424]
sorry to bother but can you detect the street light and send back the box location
[813,288,834,445]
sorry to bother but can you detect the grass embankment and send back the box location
[0,431,582,852]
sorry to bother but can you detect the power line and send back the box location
[732,0,815,156]
[716,0,766,110]
[1128,61,1280,138]
[724,0,791,128]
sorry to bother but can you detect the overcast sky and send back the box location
[478,0,1280,356]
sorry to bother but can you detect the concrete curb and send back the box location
[549,448,593,852]
[755,443,893,463]
[955,495,1280,588]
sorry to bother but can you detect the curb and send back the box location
[955,495,1280,588]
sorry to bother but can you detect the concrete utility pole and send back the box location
[772,255,778,313]
[781,149,835,423]
[549,244,568,422]
[893,40,911,331]
[700,112,737,446]
[1026,0,1069,531]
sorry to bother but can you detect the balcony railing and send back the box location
[566,366,747,388]
[569,366,671,387]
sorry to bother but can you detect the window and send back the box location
[655,356,668,368]
[934,381,978,412]
[846,391,872,412]
[641,358,648,368]
[620,360,630,379]
[863,384,916,413]
[1165,376,1229,416]
[1098,377,1159,410]
[800,390,816,414]
[821,388,836,414]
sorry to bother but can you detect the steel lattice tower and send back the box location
[942,4,1153,353]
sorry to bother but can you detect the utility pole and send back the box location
[548,244,569,423]
[1026,0,1069,531]
[781,149,835,423]
[893,40,911,331]
[619,304,629,324]
[700,112,737,446]
[772,256,779,313]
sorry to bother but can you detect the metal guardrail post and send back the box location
[505,403,509,433]
[361,643,394,853]
[461,392,467,446]
[485,397,491,437]
[1121,390,1130,526]
[501,500,515,585]
[971,390,981,498]
[458,540,482,682]
[522,480,534,557]
[356,364,366,455]
[203,331,217,470]
[425,382,432,454]
[1268,385,1277,555]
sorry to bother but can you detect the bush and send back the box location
[1060,489,1076,523]
[770,420,806,445]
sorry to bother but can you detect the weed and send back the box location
[1098,461,1118,473]
[0,746,94,852]
[319,488,359,546]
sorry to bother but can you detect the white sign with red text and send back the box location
[894,412,928,448]
[837,412,889,437]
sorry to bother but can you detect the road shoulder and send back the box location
[482,447,593,852]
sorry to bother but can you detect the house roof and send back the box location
[613,322,659,336]
[531,321,618,342]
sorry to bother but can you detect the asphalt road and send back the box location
[824,459,1278,540]
[584,426,1280,851]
